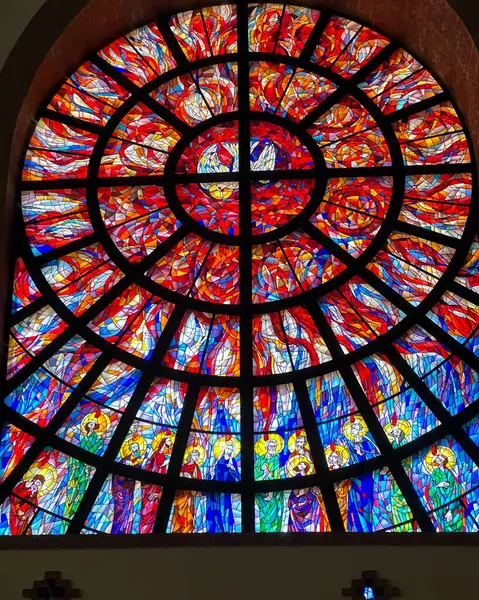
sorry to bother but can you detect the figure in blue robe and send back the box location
[347,472,374,532]
[345,429,379,462]
[216,403,235,433]
[206,441,240,532]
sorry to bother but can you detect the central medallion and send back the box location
[175,119,316,236]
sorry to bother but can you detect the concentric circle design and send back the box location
[174,119,319,238]
[2,3,479,537]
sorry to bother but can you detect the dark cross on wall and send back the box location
[342,570,401,600]
[23,571,81,600]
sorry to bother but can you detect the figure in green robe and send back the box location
[256,491,284,532]
[386,423,415,531]
[390,477,414,530]
[425,449,464,532]
[65,418,104,516]
[255,437,281,480]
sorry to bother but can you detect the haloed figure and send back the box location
[346,420,378,459]
[426,449,465,532]
[207,439,240,532]
[327,450,344,470]
[209,441,240,482]
[147,435,174,474]
[389,427,406,448]
[181,448,202,479]
[255,437,280,480]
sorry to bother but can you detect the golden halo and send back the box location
[119,433,147,459]
[81,410,110,434]
[152,430,175,453]
[324,444,350,466]
[287,430,309,453]
[384,420,412,441]
[213,435,241,460]
[25,461,57,497]
[184,442,206,466]
[285,454,314,479]
[208,182,237,200]
[343,416,368,440]
[254,433,284,457]
[425,446,457,473]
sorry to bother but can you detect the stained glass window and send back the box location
[1,3,479,537]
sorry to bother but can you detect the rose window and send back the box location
[1,3,479,536]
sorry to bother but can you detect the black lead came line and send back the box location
[293,378,346,532]
[306,303,436,532]
[0,355,111,505]
[153,382,201,533]
[2,223,189,399]
[67,304,188,533]
[237,0,255,534]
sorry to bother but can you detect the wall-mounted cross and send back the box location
[23,571,81,600]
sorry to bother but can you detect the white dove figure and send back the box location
[250,140,277,171]
[197,142,239,175]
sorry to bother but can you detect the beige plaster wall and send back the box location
[1,543,478,599]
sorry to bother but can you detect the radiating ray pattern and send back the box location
[4,4,478,537]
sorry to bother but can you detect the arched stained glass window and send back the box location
[1,2,479,536]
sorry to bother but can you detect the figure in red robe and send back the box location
[146,434,174,474]
[180,448,203,480]
[10,475,44,535]
[170,444,203,532]
[139,484,162,534]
